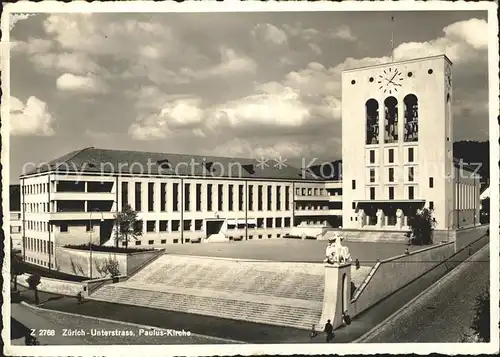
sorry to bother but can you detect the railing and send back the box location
[127,249,166,277]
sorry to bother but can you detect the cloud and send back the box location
[129,97,205,140]
[180,47,257,82]
[11,37,52,54]
[31,52,101,74]
[56,73,109,94]
[327,25,356,41]
[10,96,55,136]
[251,23,288,46]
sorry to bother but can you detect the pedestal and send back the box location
[318,262,352,330]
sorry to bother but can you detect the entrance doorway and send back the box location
[205,220,224,236]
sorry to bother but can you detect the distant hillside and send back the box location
[308,141,490,184]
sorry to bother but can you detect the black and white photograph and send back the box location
[2,1,499,356]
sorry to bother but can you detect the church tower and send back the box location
[341,55,454,231]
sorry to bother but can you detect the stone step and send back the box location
[90,285,320,330]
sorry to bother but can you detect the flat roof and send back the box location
[342,54,452,73]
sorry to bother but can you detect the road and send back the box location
[9,302,237,346]
[359,244,490,343]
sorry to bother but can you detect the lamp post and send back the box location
[89,210,105,279]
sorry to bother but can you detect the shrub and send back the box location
[406,208,436,245]
[64,244,153,253]
[471,288,490,342]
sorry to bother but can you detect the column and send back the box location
[224,184,230,212]
[202,183,208,212]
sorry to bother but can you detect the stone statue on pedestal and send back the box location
[357,209,366,228]
[396,209,404,228]
[324,232,352,265]
[376,209,385,228]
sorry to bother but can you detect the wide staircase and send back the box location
[89,255,370,330]
[322,229,409,243]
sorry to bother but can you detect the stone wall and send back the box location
[53,247,163,278]
[350,242,455,316]
[16,274,83,296]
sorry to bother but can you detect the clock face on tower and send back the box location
[445,66,452,91]
[377,67,403,95]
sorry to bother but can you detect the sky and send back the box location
[9,10,489,183]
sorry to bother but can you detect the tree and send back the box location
[471,288,490,342]
[11,247,25,291]
[114,204,143,248]
[26,273,41,305]
[406,208,436,245]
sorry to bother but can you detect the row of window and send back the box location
[25,256,53,268]
[455,183,479,210]
[26,221,50,232]
[23,183,48,195]
[295,187,327,196]
[367,168,434,186]
[368,147,415,165]
[23,202,49,213]
[143,217,293,233]
[25,237,54,255]
[365,94,419,145]
[350,186,417,203]
[122,182,291,213]
[295,204,330,211]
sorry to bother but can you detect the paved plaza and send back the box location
[163,239,421,266]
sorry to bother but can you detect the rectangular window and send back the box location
[408,147,414,163]
[135,241,141,246]
[196,184,202,211]
[148,240,154,245]
[276,186,281,210]
[184,183,190,211]
[207,184,213,211]
[248,185,254,211]
[429,201,434,210]
[257,185,263,211]
[429,177,434,188]
[388,168,394,182]
[172,220,180,232]
[370,187,375,200]
[408,186,415,200]
[389,187,394,200]
[369,168,375,183]
[238,185,244,211]
[160,183,167,211]
[388,149,394,163]
[408,167,415,182]
[352,180,356,190]
[284,217,291,227]
[267,186,272,210]
[369,150,375,164]
[229,185,234,211]
[276,218,282,228]
[173,183,179,212]
[134,221,143,233]
[266,217,273,228]
[218,184,223,211]
[146,221,156,232]
[135,183,142,211]
[183,220,191,231]
[148,182,154,212]
[60,223,68,233]
[352,202,356,210]
[285,186,290,211]
[121,182,129,209]
[159,220,168,232]
[161,239,166,244]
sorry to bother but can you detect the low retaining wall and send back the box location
[53,247,165,279]
[454,224,489,251]
[16,274,83,296]
[350,242,455,316]
[350,228,489,318]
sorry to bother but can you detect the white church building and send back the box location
[341,54,481,231]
